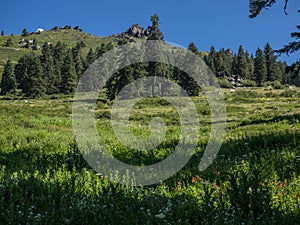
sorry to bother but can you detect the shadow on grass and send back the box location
[0,143,89,173]
[239,113,300,127]
[0,128,299,224]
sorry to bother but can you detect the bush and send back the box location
[217,78,233,88]
[280,89,300,98]
[265,81,284,89]
[241,79,257,87]
[272,80,284,89]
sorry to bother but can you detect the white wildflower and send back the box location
[155,213,166,219]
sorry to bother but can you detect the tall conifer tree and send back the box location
[254,48,267,86]
[0,59,16,95]
[147,14,164,96]
[41,42,58,94]
[236,45,250,79]
[264,42,283,82]
[61,50,77,94]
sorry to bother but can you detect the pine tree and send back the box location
[177,70,200,96]
[115,64,135,99]
[0,59,16,95]
[254,48,267,86]
[173,50,200,96]
[14,54,30,90]
[5,38,13,47]
[216,48,232,75]
[133,62,148,97]
[247,52,255,80]
[277,22,300,55]
[289,60,300,86]
[147,14,164,96]
[157,63,173,95]
[249,1,299,55]
[22,28,29,37]
[72,43,84,80]
[60,50,77,94]
[52,41,66,88]
[96,44,105,58]
[204,46,217,75]
[53,41,65,63]
[15,53,45,97]
[188,42,199,55]
[26,53,45,97]
[41,42,58,94]
[264,42,283,82]
[236,45,250,79]
[215,53,225,75]
[96,43,114,58]
[147,14,164,41]
[86,48,95,67]
[278,61,289,84]
[32,38,38,50]
[231,55,238,75]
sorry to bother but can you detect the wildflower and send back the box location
[34,214,42,221]
[191,175,203,183]
[155,213,166,219]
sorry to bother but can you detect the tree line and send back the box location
[0,40,296,98]
[199,42,291,88]
[0,14,298,98]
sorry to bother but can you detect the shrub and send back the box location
[280,89,300,98]
[272,80,284,89]
[217,78,233,88]
[241,79,256,87]
[265,81,284,89]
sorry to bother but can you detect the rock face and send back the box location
[123,24,149,38]
[111,24,151,45]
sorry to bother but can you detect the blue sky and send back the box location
[1,0,299,64]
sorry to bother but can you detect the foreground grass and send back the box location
[0,88,300,224]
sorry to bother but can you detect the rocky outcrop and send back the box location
[123,24,150,38]
[114,24,150,39]
[111,24,151,45]
[50,25,83,32]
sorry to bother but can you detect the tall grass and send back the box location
[0,88,300,224]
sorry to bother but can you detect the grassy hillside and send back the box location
[0,29,115,74]
[0,88,299,224]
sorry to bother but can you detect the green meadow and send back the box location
[0,87,300,224]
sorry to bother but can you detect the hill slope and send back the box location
[0,28,115,74]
